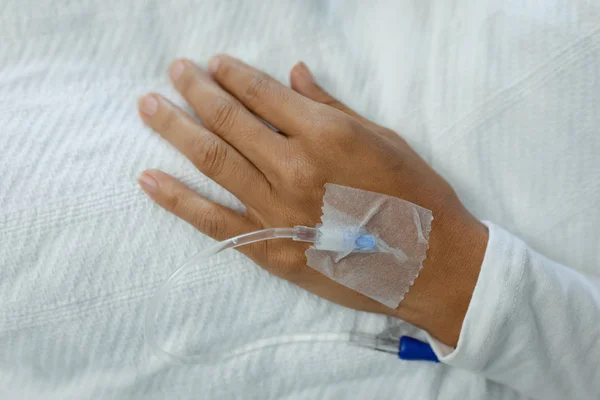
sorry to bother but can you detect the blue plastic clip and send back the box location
[398,336,439,363]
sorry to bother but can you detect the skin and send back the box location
[137,55,488,347]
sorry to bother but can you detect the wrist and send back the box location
[395,205,489,347]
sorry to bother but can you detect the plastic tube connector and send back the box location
[292,225,318,243]
[349,333,439,362]
[305,225,377,253]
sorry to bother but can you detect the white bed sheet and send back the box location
[1,0,599,398]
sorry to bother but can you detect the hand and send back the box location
[137,55,488,346]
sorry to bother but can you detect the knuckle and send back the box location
[252,239,270,263]
[286,252,307,273]
[209,97,238,132]
[306,105,338,132]
[307,115,361,156]
[270,246,306,278]
[192,207,225,237]
[157,107,179,132]
[289,163,324,190]
[190,136,227,177]
[239,124,264,142]
[335,115,363,134]
[321,115,362,143]
[214,59,232,80]
[164,189,184,212]
[178,70,197,100]
[244,74,271,104]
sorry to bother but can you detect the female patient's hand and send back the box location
[137,55,488,346]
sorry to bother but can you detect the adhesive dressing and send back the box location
[306,184,433,308]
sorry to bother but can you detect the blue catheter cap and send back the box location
[398,336,440,363]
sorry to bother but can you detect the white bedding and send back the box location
[1,0,599,398]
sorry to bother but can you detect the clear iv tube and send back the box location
[145,227,350,365]
[146,226,441,364]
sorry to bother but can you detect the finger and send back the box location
[138,169,267,261]
[208,54,321,136]
[290,62,404,143]
[168,59,285,175]
[290,62,373,125]
[138,94,270,204]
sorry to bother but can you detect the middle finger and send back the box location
[169,59,285,178]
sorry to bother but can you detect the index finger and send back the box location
[208,55,321,136]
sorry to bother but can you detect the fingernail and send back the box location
[139,95,158,117]
[138,171,159,194]
[209,56,221,75]
[296,62,313,83]
[170,61,185,81]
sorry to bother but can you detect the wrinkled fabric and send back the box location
[1,0,600,399]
